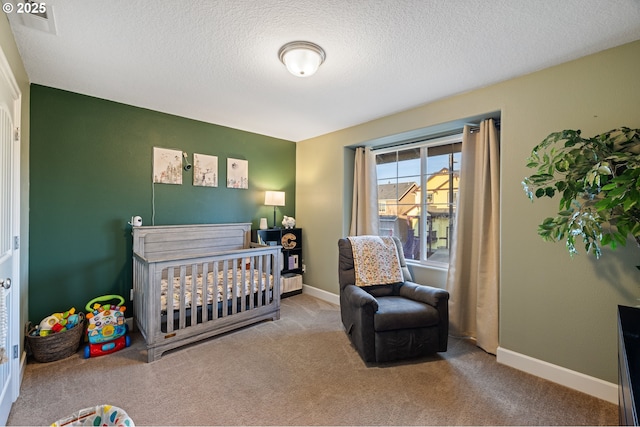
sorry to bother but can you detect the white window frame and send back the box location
[374,133,462,268]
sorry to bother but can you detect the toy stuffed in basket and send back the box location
[83,295,130,359]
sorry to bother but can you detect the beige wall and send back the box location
[0,14,30,354]
[297,40,640,384]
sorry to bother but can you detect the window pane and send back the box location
[376,155,397,181]
[425,203,454,263]
[426,153,450,175]
[375,139,461,265]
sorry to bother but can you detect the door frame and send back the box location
[0,38,23,419]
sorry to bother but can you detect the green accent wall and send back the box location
[30,84,295,322]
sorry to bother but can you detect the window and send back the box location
[375,134,462,266]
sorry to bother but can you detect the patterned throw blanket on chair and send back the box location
[347,236,403,287]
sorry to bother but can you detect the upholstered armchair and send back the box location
[338,236,449,363]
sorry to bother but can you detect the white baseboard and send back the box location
[18,350,26,388]
[125,316,134,332]
[497,346,618,404]
[302,284,340,306]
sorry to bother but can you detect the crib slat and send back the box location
[239,260,245,313]
[256,256,265,307]
[213,261,219,320]
[166,267,175,334]
[265,255,269,305]
[266,254,272,305]
[231,260,238,315]
[267,254,272,305]
[222,259,229,317]
[190,263,198,326]
[179,265,186,329]
[249,256,255,310]
[258,255,264,308]
[202,262,210,323]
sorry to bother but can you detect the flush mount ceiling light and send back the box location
[278,41,326,77]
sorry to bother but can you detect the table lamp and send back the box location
[264,191,285,229]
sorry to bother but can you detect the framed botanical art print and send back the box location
[153,147,182,184]
[227,158,248,189]
[193,153,218,187]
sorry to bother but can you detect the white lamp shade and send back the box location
[278,41,326,78]
[265,191,285,206]
[282,48,322,77]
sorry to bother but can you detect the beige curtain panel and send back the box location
[446,119,500,354]
[349,147,379,236]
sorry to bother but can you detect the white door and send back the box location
[0,44,21,425]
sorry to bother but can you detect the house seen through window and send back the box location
[375,134,461,266]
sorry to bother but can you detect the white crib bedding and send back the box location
[160,268,273,312]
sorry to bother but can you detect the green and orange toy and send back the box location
[83,295,130,358]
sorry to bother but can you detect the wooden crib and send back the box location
[132,223,281,362]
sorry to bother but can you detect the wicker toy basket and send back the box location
[25,312,85,363]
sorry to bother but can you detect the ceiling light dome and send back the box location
[278,41,326,77]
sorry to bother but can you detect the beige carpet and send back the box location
[8,294,616,426]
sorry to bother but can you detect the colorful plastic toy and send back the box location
[51,404,134,426]
[35,307,80,337]
[84,295,131,358]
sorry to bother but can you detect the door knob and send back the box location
[0,278,10,289]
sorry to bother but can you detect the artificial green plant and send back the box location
[522,127,640,268]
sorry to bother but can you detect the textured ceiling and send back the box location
[5,0,640,141]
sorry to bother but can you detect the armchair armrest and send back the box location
[399,281,449,352]
[343,284,379,312]
[340,284,378,362]
[399,281,449,307]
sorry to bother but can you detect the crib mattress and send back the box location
[161,268,273,311]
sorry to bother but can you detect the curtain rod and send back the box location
[365,117,500,151]
[371,130,463,152]
[371,118,501,152]
[466,119,501,132]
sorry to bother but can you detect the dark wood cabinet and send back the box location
[253,228,303,276]
[253,228,303,297]
[619,305,640,426]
